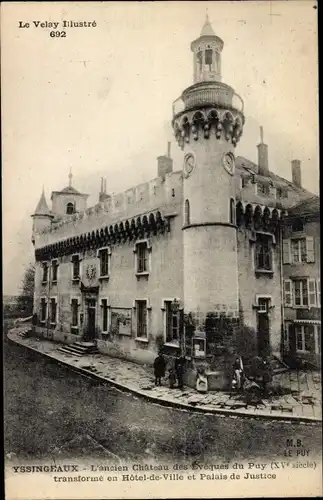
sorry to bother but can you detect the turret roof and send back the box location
[32,189,52,217]
[200,14,215,37]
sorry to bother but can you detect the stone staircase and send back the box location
[270,355,290,375]
[12,325,32,338]
[57,341,99,357]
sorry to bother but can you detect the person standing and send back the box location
[232,355,244,392]
[175,351,185,389]
[153,352,166,386]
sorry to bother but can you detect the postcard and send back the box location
[2,1,321,499]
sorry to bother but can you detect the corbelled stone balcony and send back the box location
[172,81,244,118]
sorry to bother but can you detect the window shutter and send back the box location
[282,239,291,264]
[308,279,317,306]
[317,279,321,307]
[306,237,315,262]
[284,279,293,306]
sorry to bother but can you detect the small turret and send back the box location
[191,14,224,83]
[50,169,89,216]
[31,188,53,243]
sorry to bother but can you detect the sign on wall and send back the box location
[111,308,132,335]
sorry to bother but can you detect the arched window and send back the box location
[205,49,213,71]
[185,199,190,226]
[230,198,235,225]
[66,202,75,215]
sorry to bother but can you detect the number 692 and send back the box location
[50,31,66,38]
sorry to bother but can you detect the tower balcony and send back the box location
[172,82,245,149]
[172,81,244,119]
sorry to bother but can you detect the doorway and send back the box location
[85,298,96,341]
[257,298,271,357]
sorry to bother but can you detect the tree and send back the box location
[15,263,35,316]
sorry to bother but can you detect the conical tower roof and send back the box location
[200,14,215,37]
[32,188,52,217]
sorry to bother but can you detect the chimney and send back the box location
[291,159,302,188]
[99,177,111,202]
[157,142,173,179]
[257,126,269,176]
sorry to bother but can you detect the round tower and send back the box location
[172,16,245,328]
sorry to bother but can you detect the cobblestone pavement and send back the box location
[8,327,322,422]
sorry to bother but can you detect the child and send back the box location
[153,352,166,386]
[168,368,176,389]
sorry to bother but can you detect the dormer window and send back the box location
[66,202,75,215]
[291,217,304,232]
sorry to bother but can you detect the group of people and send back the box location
[153,351,185,389]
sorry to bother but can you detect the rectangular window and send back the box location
[40,298,47,322]
[205,48,213,66]
[136,300,147,338]
[257,183,269,196]
[52,260,58,282]
[50,298,57,324]
[282,239,291,264]
[291,238,307,263]
[101,299,109,332]
[99,249,109,277]
[258,297,270,313]
[317,325,321,354]
[317,279,321,307]
[283,323,291,352]
[42,263,48,283]
[294,279,308,307]
[71,299,79,327]
[295,325,303,351]
[137,242,148,273]
[284,280,293,306]
[306,237,315,262]
[295,325,315,352]
[255,234,273,271]
[308,279,317,307]
[165,301,180,344]
[72,255,80,280]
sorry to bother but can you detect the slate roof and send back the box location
[236,156,313,194]
[32,189,52,217]
[200,15,215,37]
[287,196,320,217]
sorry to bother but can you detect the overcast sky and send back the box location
[2,1,318,295]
